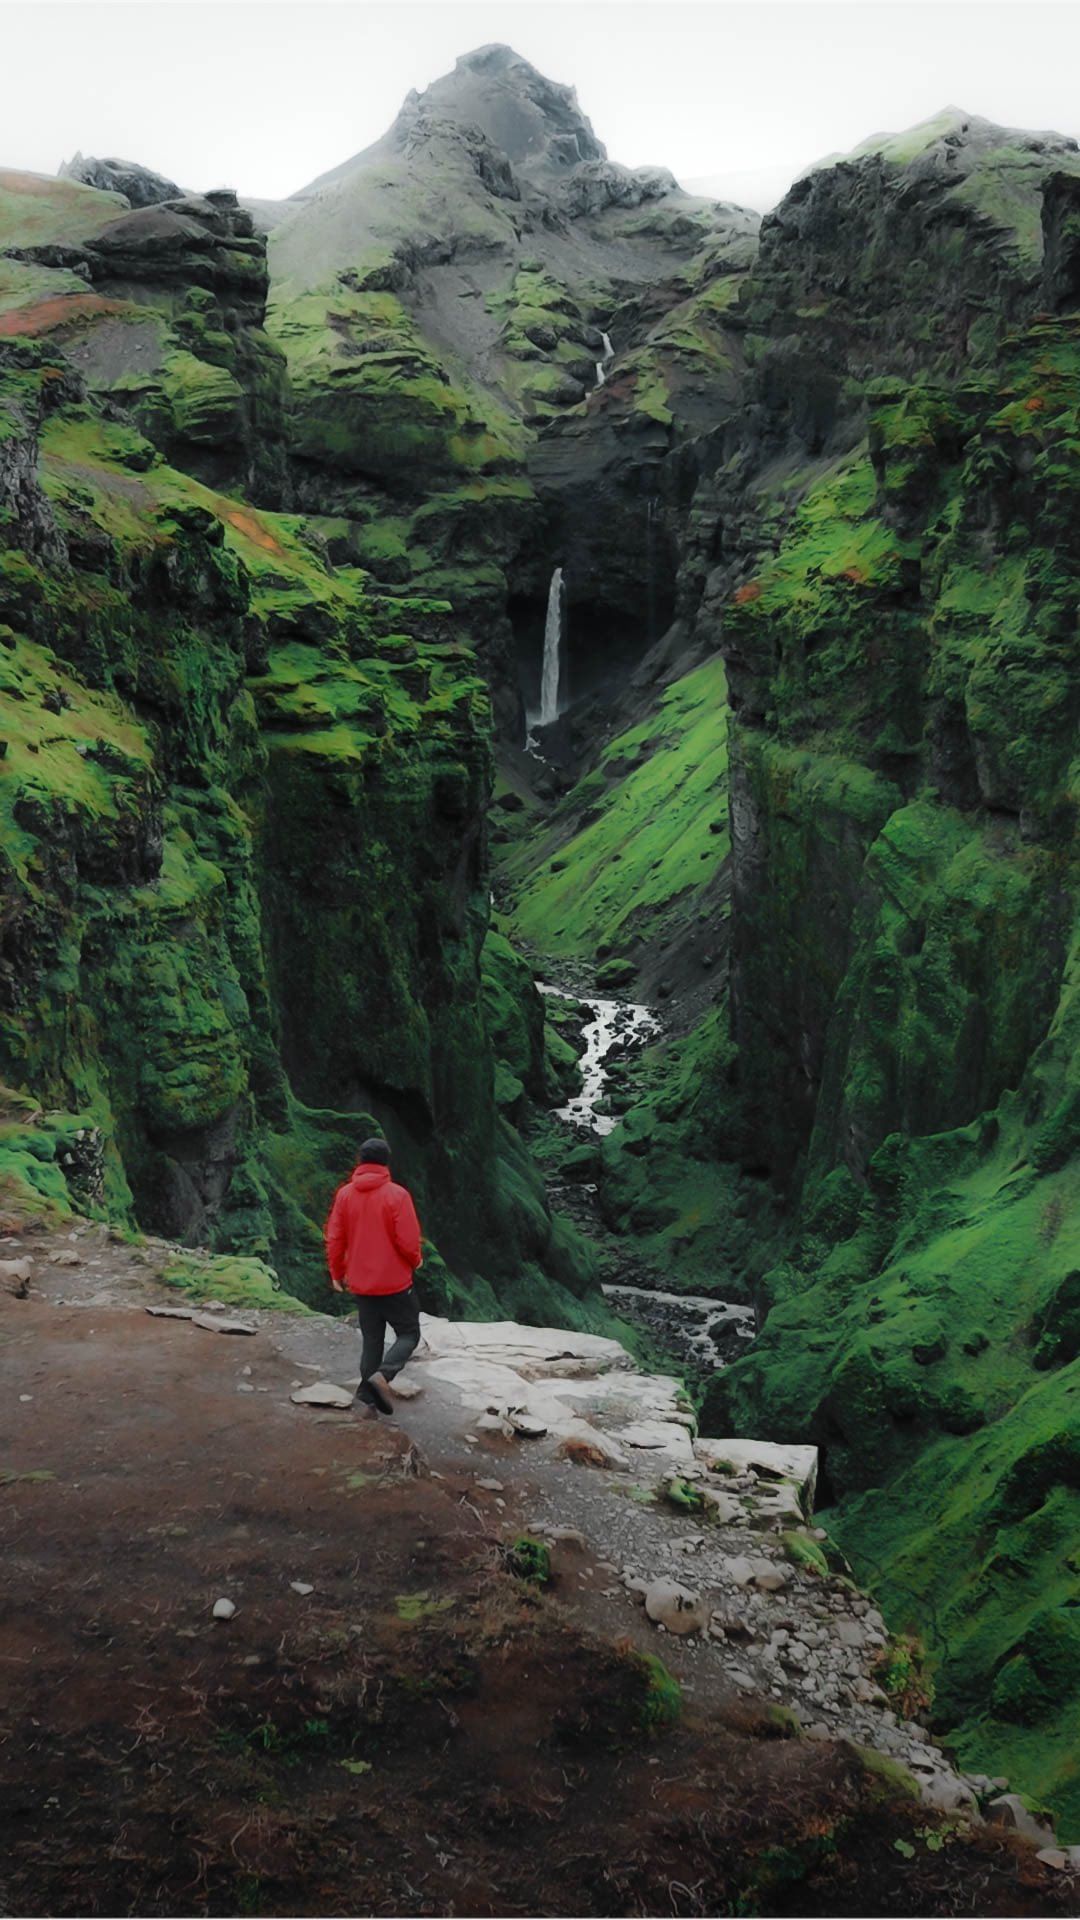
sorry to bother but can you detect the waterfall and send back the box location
[539,566,564,726]
[594,330,614,388]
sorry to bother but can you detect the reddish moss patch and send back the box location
[0,293,128,338]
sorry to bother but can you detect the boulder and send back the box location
[644,1578,708,1636]
[694,1437,818,1513]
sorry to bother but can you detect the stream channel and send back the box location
[538,981,755,1376]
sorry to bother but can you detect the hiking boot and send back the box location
[366,1371,395,1416]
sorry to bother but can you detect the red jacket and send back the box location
[325,1163,422,1296]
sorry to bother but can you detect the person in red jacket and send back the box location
[325,1137,423,1416]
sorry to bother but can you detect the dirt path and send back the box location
[1,1222,1074,1917]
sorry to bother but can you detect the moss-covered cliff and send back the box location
[687,132,1080,1833]
[0,155,604,1326]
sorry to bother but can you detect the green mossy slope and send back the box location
[502,655,730,973]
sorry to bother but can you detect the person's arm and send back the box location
[325,1187,349,1291]
[390,1188,423,1270]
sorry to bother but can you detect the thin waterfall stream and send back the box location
[594,330,614,387]
[538,565,564,727]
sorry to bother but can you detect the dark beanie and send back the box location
[359,1137,391,1165]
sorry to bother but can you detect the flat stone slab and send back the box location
[419,1315,632,1378]
[695,1437,818,1512]
[290,1381,354,1408]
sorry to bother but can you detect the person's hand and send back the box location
[330,1278,344,1293]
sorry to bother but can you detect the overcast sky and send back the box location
[3,0,1080,210]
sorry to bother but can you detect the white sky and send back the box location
[3,0,1080,209]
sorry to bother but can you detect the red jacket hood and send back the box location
[351,1163,391,1191]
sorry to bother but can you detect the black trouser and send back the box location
[356,1287,421,1383]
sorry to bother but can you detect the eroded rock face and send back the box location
[60,153,184,207]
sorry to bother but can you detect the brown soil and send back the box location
[1,1244,1075,1918]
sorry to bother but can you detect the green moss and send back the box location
[159,1251,309,1313]
[635,1653,683,1731]
[394,1591,455,1624]
[506,1535,552,1585]
[851,1744,922,1803]
[782,1531,829,1577]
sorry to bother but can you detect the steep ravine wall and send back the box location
[689,162,1080,1831]
[0,171,600,1326]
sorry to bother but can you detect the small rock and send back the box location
[728,1668,755,1692]
[644,1578,708,1636]
[507,1410,548,1439]
[212,1598,236,1621]
[390,1378,422,1399]
[1036,1850,1070,1872]
[51,1250,80,1268]
[835,1618,867,1649]
[290,1382,354,1409]
[917,1771,979,1816]
[145,1305,195,1320]
[988,1793,1057,1845]
[192,1314,257,1336]
[724,1555,755,1588]
[700,1488,741,1523]
[289,1582,315,1596]
[752,1561,789,1593]
[476,1411,513,1435]
[541,1526,588,1549]
[475,1478,504,1492]
[0,1256,32,1296]
[236,1383,255,1394]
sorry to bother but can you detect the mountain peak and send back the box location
[413,41,607,178]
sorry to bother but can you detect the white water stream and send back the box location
[603,1283,755,1369]
[538,566,564,727]
[540,980,755,1373]
[540,982,660,1136]
[594,330,614,388]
